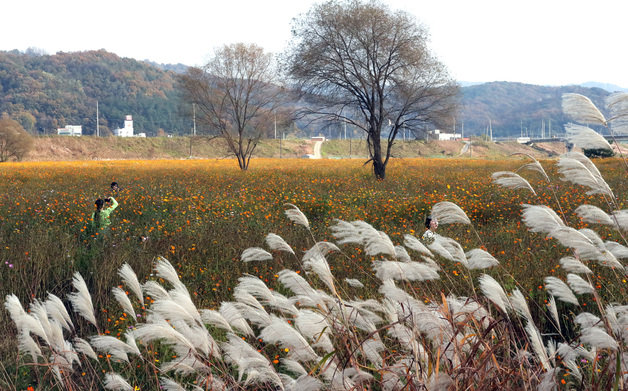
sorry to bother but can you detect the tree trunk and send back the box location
[370,131,386,180]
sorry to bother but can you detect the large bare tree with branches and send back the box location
[179,43,282,170]
[286,0,459,179]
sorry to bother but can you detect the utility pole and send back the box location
[96,100,99,137]
[274,112,277,139]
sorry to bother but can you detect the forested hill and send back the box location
[0,50,185,136]
[0,49,616,138]
[459,82,610,138]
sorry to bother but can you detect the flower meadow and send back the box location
[1,152,627,390]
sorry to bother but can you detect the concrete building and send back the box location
[57,125,82,136]
[113,115,134,137]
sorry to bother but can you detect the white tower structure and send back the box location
[113,115,134,137]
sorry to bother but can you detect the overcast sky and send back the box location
[3,0,627,87]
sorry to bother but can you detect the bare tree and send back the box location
[286,0,459,179]
[0,114,33,162]
[179,43,283,170]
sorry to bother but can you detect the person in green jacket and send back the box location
[91,197,118,232]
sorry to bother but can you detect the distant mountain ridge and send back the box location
[0,49,621,138]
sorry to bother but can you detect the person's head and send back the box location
[111,182,119,191]
[95,198,104,211]
[425,216,438,231]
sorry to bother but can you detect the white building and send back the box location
[57,125,82,136]
[431,129,461,141]
[113,115,134,137]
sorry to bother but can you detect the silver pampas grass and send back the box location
[544,276,578,305]
[465,248,500,270]
[372,260,440,282]
[103,372,133,391]
[478,274,510,314]
[557,152,613,197]
[491,171,537,195]
[118,263,144,306]
[562,93,607,126]
[430,201,471,225]
[559,256,592,275]
[574,204,613,226]
[112,287,136,320]
[266,233,295,255]
[67,272,97,328]
[567,273,595,295]
[284,203,310,229]
[241,247,273,262]
[565,123,613,151]
[521,204,564,234]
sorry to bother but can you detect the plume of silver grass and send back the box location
[332,220,396,257]
[521,204,564,234]
[221,333,284,388]
[302,242,341,263]
[548,226,602,261]
[236,275,298,315]
[575,204,613,225]
[111,287,136,320]
[524,321,551,371]
[604,305,623,336]
[169,319,219,358]
[241,247,273,262]
[605,241,628,259]
[302,250,337,294]
[515,154,551,182]
[294,309,334,352]
[328,301,377,333]
[491,171,537,195]
[567,273,595,295]
[465,248,499,269]
[361,336,386,368]
[159,378,186,391]
[611,210,628,231]
[142,280,170,301]
[103,372,133,391]
[259,315,319,362]
[428,235,467,265]
[345,299,385,325]
[562,93,607,126]
[73,337,98,361]
[169,284,203,321]
[281,358,308,377]
[196,375,225,391]
[372,260,440,282]
[606,92,628,130]
[509,289,532,322]
[284,203,310,229]
[365,230,397,258]
[537,368,558,391]
[446,296,491,328]
[5,294,49,343]
[277,270,331,311]
[199,309,233,332]
[580,327,618,350]
[28,300,54,346]
[266,233,295,255]
[118,263,144,306]
[133,321,197,354]
[378,280,424,315]
[330,219,362,244]
[153,257,186,292]
[430,201,471,225]
[478,274,511,314]
[427,372,453,391]
[67,273,97,328]
[90,333,140,363]
[151,298,199,326]
[547,296,561,333]
[394,245,411,262]
[219,302,254,336]
[557,153,613,196]
[421,256,441,270]
[281,374,323,391]
[403,234,433,257]
[18,332,42,361]
[575,312,602,330]
[565,123,613,151]
[345,278,364,288]
[44,293,73,331]
[233,301,272,328]
[159,355,211,376]
[556,342,594,362]
[564,359,583,382]
[559,256,592,274]
[544,276,579,305]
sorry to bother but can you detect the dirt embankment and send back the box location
[20,136,621,162]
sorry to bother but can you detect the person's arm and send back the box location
[107,197,118,211]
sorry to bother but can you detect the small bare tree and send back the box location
[286,0,459,179]
[0,114,33,162]
[179,43,283,170]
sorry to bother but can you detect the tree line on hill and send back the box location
[0,51,614,140]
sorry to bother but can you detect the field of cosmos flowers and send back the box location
[1,156,627,390]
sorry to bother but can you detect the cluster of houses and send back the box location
[57,115,146,137]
